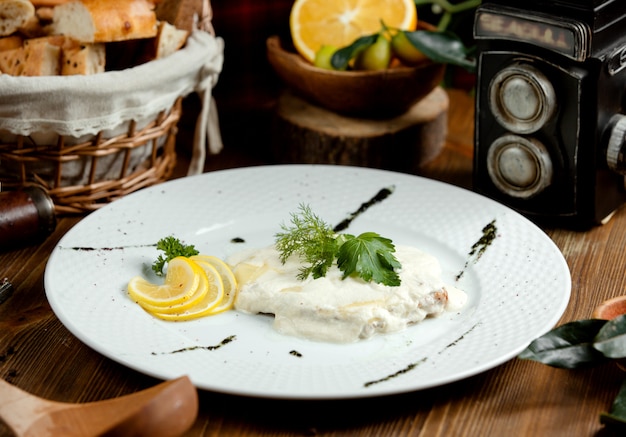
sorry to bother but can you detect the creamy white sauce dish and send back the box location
[229,245,467,343]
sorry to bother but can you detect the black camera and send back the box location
[473,0,626,226]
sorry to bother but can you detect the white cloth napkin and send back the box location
[0,30,224,175]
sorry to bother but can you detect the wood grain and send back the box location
[272,88,449,172]
[2,89,625,437]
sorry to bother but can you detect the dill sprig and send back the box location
[275,204,338,280]
[275,204,401,286]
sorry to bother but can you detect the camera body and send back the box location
[473,0,626,226]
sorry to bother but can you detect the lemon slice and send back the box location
[290,0,418,63]
[136,270,209,314]
[190,255,238,314]
[128,256,205,307]
[152,259,225,321]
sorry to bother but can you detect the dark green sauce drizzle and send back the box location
[456,219,498,281]
[362,323,480,388]
[333,186,395,232]
[364,357,427,387]
[289,350,303,357]
[441,323,479,351]
[231,237,245,243]
[151,335,236,355]
[63,244,155,251]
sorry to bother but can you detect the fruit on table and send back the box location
[290,0,417,63]
[391,30,428,65]
[354,34,392,70]
[314,44,338,70]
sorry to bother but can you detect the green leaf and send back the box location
[403,30,476,72]
[274,205,402,285]
[594,314,626,358]
[152,236,199,276]
[331,33,378,70]
[601,378,626,428]
[518,319,609,368]
[336,232,401,286]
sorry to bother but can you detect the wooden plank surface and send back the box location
[2,89,625,437]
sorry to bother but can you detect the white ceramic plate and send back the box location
[45,165,571,400]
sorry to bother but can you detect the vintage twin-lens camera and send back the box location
[473,0,626,226]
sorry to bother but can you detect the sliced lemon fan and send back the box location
[128,256,205,307]
[190,255,238,314]
[152,259,224,321]
[128,254,239,321]
[290,0,418,63]
[136,270,209,315]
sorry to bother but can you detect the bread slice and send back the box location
[34,6,54,22]
[52,0,157,43]
[21,36,62,75]
[0,45,25,74]
[0,34,22,52]
[31,1,71,6]
[17,14,48,38]
[0,0,35,37]
[155,0,203,33]
[154,20,188,59]
[61,42,105,75]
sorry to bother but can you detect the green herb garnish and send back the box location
[275,204,401,286]
[152,236,199,276]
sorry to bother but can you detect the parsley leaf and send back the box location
[275,204,401,286]
[337,232,401,286]
[152,236,199,276]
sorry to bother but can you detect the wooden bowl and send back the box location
[592,296,626,320]
[266,35,446,118]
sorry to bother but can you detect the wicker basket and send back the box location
[0,99,180,214]
[0,2,222,214]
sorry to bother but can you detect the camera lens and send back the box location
[487,134,553,198]
[500,77,541,121]
[489,62,557,134]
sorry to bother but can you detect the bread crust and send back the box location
[21,36,62,75]
[155,20,188,58]
[0,34,22,51]
[0,0,35,37]
[53,0,157,43]
[0,46,25,74]
[30,1,71,6]
[1,0,199,75]
[155,0,203,33]
[61,42,105,75]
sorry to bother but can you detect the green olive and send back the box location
[314,45,338,70]
[354,35,391,71]
[391,31,427,66]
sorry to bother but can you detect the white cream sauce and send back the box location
[229,245,466,343]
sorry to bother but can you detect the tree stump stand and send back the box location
[271,87,449,173]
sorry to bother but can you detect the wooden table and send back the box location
[2,89,625,437]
